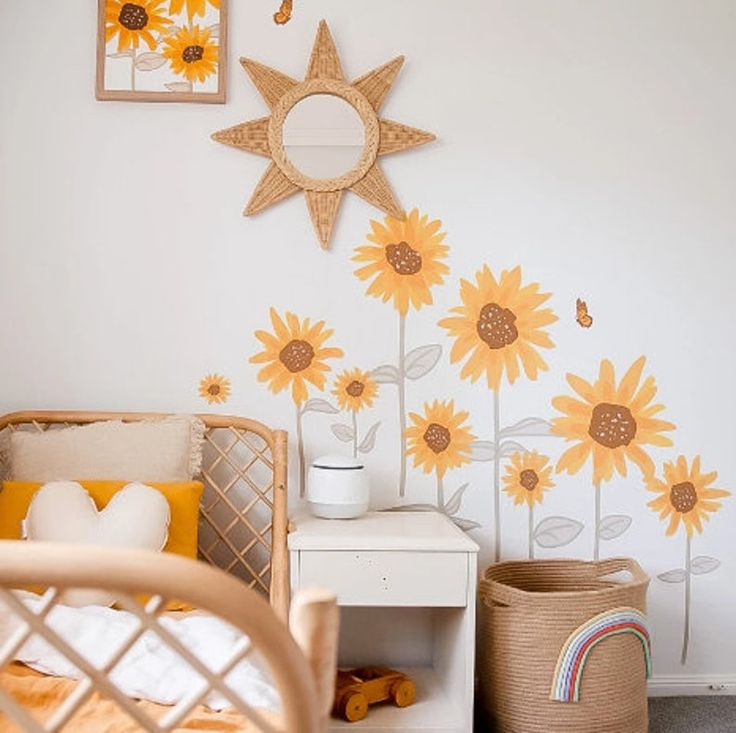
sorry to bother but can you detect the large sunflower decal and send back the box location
[250,308,343,497]
[552,355,675,559]
[439,264,557,562]
[503,451,555,559]
[105,0,173,52]
[647,455,730,665]
[439,265,557,391]
[353,209,449,316]
[250,308,343,405]
[406,400,475,483]
[163,25,218,84]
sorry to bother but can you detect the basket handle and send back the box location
[593,557,648,584]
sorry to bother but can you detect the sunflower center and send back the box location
[587,402,637,448]
[385,241,422,275]
[279,339,314,373]
[207,384,221,396]
[423,422,451,454]
[182,44,205,63]
[118,3,149,30]
[520,469,539,491]
[476,302,519,349]
[346,380,365,397]
[670,481,698,513]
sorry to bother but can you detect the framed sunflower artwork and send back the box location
[96,0,227,103]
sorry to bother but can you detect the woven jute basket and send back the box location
[479,557,650,733]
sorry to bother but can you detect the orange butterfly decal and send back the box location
[273,0,293,25]
[575,298,593,328]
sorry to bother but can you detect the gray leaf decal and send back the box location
[371,364,400,384]
[444,483,469,516]
[107,51,134,58]
[135,52,167,71]
[404,344,442,381]
[358,422,381,454]
[330,423,354,443]
[499,417,553,438]
[658,569,687,583]
[450,516,481,532]
[165,82,192,92]
[302,398,340,415]
[470,441,495,462]
[597,514,632,541]
[500,440,527,457]
[690,556,721,575]
[533,516,584,548]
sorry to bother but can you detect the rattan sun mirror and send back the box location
[212,20,435,249]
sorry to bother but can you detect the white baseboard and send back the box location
[648,675,736,697]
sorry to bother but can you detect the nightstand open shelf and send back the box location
[289,512,478,733]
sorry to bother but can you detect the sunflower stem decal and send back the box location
[648,455,730,664]
[552,356,676,560]
[354,209,449,497]
[502,451,573,559]
[331,368,380,457]
[250,309,343,497]
[440,265,558,561]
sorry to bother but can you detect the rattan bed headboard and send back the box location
[0,411,289,620]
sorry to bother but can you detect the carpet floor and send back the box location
[649,696,736,732]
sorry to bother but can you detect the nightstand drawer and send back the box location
[298,550,469,607]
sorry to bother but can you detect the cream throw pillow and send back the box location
[24,481,171,607]
[9,416,204,482]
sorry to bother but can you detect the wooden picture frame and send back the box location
[96,0,227,103]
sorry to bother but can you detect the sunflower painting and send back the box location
[439,265,558,561]
[331,369,380,458]
[552,356,676,559]
[96,0,226,102]
[353,209,449,497]
[647,455,729,664]
[250,308,343,496]
[198,373,231,404]
[502,451,557,558]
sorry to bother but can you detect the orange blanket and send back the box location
[0,664,274,732]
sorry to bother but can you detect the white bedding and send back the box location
[3,591,279,712]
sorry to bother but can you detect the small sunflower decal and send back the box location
[439,265,557,391]
[105,0,173,52]
[647,455,729,537]
[353,209,449,316]
[406,400,475,479]
[198,373,231,405]
[502,451,555,508]
[552,356,675,485]
[250,308,343,406]
[169,0,219,21]
[163,25,218,83]
[333,368,378,413]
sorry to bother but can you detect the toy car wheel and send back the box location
[391,679,416,708]
[339,692,369,722]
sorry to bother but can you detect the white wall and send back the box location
[1,0,735,688]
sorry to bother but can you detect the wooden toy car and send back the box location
[333,666,416,722]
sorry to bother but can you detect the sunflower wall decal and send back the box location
[551,356,676,559]
[96,0,226,102]
[250,308,343,497]
[439,265,559,562]
[198,373,231,404]
[211,20,435,249]
[354,209,448,497]
[648,455,730,664]
[331,368,380,458]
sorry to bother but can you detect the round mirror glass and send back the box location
[282,94,366,179]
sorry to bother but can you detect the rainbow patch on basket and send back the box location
[550,606,652,703]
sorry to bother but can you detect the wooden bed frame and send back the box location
[0,411,339,732]
[0,411,290,620]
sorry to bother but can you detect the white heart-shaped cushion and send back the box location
[24,481,170,606]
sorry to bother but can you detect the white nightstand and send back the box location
[289,511,478,733]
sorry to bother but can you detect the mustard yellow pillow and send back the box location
[0,480,203,560]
